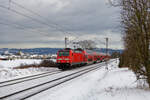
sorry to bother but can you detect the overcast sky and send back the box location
[0,0,122,49]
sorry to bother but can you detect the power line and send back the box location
[0,22,27,30]
[0,21,70,48]
[0,12,68,38]
[0,21,53,37]
[11,1,64,29]
[12,1,85,41]
[11,1,72,36]
[11,1,84,40]
[0,1,83,48]
[8,0,11,9]
[0,5,67,36]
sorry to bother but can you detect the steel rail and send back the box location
[0,70,62,88]
[0,62,102,87]
[0,60,115,100]
[0,63,104,100]
[24,66,102,100]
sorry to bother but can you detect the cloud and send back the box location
[0,0,122,49]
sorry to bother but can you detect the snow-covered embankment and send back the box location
[33,59,150,100]
[0,59,56,81]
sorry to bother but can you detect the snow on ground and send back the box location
[0,55,6,59]
[0,59,42,68]
[50,59,56,62]
[32,59,150,100]
[0,59,57,81]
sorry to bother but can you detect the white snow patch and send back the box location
[0,59,42,68]
[31,59,150,100]
[0,59,57,81]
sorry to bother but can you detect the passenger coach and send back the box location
[56,48,110,70]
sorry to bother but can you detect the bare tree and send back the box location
[78,40,97,50]
[110,0,150,87]
[108,0,121,7]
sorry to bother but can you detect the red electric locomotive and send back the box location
[56,48,86,70]
[56,48,110,70]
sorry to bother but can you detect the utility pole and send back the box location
[65,37,67,48]
[105,37,109,70]
[8,0,11,9]
[115,48,118,63]
[106,37,108,56]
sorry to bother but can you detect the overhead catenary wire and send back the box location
[10,0,73,37]
[0,17,58,37]
[94,37,106,45]
[0,5,67,36]
[11,1,70,34]
[0,1,83,48]
[8,0,11,9]
[10,1,82,40]
[0,22,28,30]
[0,21,54,39]
[0,21,53,37]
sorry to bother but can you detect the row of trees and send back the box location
[110,0,150,87]
[78,40,97,49]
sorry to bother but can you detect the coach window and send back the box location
[59,52,70,56]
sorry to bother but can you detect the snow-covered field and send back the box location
[30,59,150,100]
[0,59,57,81]
[0,59,42,68]
[0,59,150,100]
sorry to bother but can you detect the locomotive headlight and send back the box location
[65,58,70,60]
[58,58,62,60]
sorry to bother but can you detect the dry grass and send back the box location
[39,60,57,67]
[14,60,57,69]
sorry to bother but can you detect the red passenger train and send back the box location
[56,48,110,70]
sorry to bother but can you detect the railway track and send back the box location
[0,70,62,88]
[23,65,102,100]
[0,63,95,88]
[0,60,114,100]
[0,63,100,88]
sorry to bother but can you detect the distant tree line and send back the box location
[111,52,121,58]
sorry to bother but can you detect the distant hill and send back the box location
[0,48,61,55]
[0,48,123,55]
[98,48,123,55]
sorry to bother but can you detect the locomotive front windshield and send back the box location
[58,51,70,56]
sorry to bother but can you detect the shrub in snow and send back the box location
[39,60,57,67]
[14,60,57,69]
